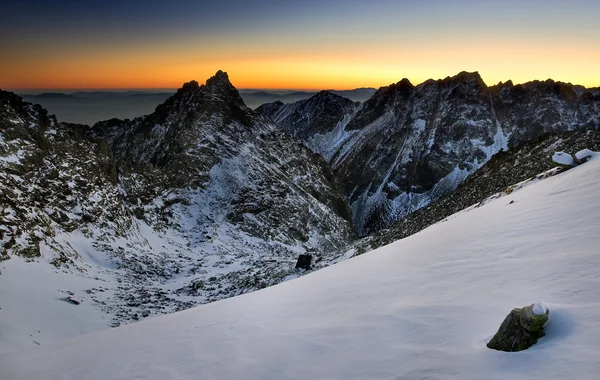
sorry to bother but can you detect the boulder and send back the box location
[295,254,312,270]
[487,303,549,352]
[575,149,595,163]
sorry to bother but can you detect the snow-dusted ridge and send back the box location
[259,72,600,236]
[0,73,355,353]
[3,151,600,379]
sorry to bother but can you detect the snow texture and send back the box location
[552,151,575,166]
[2,154,600,379]
[532,302,549,316]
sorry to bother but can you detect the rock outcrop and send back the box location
[487,303,549,352]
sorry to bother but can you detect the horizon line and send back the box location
[4,74,599,94]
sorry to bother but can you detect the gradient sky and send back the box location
[1,0,599,90]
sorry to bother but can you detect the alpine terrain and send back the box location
[1,70,599,361]
[3,137,600,380]
[0,71,354,352]
[259,72,600,235]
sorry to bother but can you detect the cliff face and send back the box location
[260,72,600,235]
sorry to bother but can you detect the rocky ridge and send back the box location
[346,128,600,256]
[0,71,355,336]
[259,72,600,235]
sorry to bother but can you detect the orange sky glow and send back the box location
[2,1,599,91]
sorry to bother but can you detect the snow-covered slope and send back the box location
[3,152,600,379]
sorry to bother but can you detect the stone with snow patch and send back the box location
[487,303,549,352]
[575,149,595,163]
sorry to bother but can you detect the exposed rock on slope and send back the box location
[256,91,361,161]
[0,71,355,343]
[487,303,549,352]
[0,90,123,262]
[91,71,354,253]
[349,129,600,255]
[260,72,600,235]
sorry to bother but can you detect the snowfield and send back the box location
[2,154,600,379]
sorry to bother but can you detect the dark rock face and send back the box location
[261,71,600,236]
[0,90,123,259]
[352,129,600,254]
[91,71,355,250]
[487,304,549,352]
[257,91,360,160]
[295,254,312,270]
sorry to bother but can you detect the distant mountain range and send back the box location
[18,88,377,125]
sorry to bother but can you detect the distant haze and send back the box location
[18,88,376,126]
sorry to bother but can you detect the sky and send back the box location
[1,0,599,90]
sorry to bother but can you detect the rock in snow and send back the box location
[487,303,550,352]
[575,148,595,163]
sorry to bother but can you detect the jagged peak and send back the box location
[205,70,233,89]
[305,90,353,105]
[441,71,487,88]
[175,71,235,96]
[395,78,414,88]
[177,80,200,94]
[314,90,342,100]
[372,78,414,100]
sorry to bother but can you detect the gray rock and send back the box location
[59,297,80,305]
[487,304,549,352]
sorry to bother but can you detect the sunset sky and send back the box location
[1,0,599,90]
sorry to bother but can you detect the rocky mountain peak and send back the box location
[202,70,246,107]
[441,71,487,89]
[315,90,334,98]
[395,78,414,89]
[386,78,414,97]
[205,70,231,89]
[178,80,200,94]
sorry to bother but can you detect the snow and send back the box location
[3,155,600,379]
[532,302,548,316]
[552,151,575,166]
[0,149,25,164]
[0,256,112,354]
[413,118,426,133]
[575,148,595,161]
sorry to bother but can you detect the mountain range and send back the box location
[258,72,600,234]
[1,70,599,353]
[18,87,377,125]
